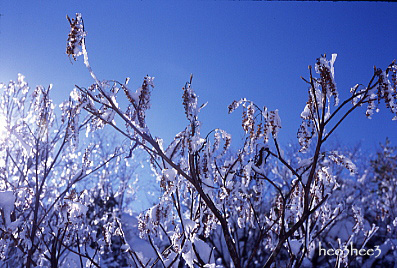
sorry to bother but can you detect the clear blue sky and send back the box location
[1,1,396,151]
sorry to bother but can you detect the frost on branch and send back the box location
[297,120,315,152]
[370,65,397,119]
[133,76,154,128]
[328,151,357,175]
[297,54,339,152]
[229,99,281,144]
[315,53,339,106]
[182,74,199,122]
[349,62,397,120]
[66,13,85,61]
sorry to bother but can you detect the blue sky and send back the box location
[1,1,396,152]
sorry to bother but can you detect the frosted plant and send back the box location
[67,13,397,268]
[0,69,139,267]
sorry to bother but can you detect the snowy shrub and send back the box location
[62,13,397,268]
[2,12,397,268]
[0,74,139,267]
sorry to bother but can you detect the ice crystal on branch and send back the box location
[328,151,357,175]
[66,13,85,61]
[315,53,339,106]
[229,99,281,143]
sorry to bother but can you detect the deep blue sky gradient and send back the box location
[1,1,396,151]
